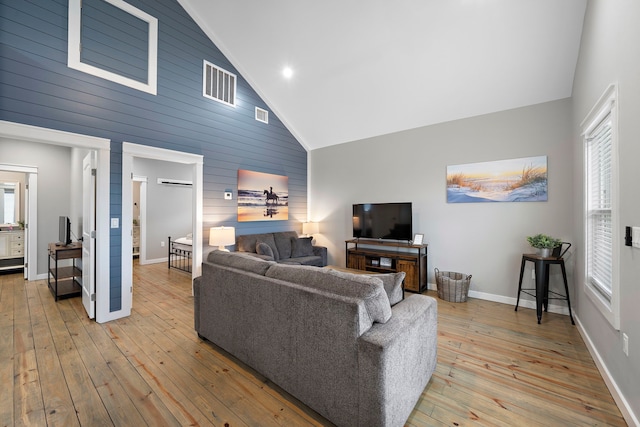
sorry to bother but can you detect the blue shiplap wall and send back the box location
[0,0,308,312]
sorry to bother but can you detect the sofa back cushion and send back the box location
[273,231,298,259]
[291,236,315,257]
[237,232,302,261]
[207,250,275,275]
[236,233,263,253]
[265,264,392,325]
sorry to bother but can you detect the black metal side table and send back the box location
[515,243,574,325]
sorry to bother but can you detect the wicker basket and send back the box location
[435,268,472,303]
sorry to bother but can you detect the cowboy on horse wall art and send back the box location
[264,186,279,204]
[237,170,289,221]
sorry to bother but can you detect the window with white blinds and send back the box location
[582,83,619,330]
[586,115,613,300]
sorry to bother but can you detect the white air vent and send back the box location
[255,107,269,124]
[157,178,192,187]
[203,60,236,106]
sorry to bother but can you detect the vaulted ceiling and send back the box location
[178,0,587,151]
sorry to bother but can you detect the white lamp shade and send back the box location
[302,222,319,236]
[209,226,235,250]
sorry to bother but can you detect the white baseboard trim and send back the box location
[140,257,167,265]
[427,281,638,426]
[428,282,571,316]
[575,316,640,427]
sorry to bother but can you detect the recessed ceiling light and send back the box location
[283,67,293,79]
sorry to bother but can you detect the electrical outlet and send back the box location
[160,241,165,247]
[531,270,535,280]
[623,333,629,356]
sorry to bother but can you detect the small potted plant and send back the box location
[526,234,561,257]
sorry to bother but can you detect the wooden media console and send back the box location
[345,239,428,293]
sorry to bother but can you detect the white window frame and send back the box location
[68,0,158,95]
[202,60,237,107]
[581,84,620,330]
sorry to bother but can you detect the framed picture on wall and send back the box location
[446,155,548,203]
[237,170,288,221]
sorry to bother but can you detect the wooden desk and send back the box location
[48,242,82,301]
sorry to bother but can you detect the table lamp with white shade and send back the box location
[209,226,235,251]
[302,221,319,237]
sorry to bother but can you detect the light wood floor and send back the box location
[1,263,627,426]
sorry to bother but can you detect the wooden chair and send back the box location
[515,242,574,325]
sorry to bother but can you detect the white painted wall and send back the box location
[571,0,640,423]
[310,98,574,305]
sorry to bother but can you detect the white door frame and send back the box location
[0,164,37,280]
[132,175,148,264]
[0,120,117,323]
[122,143,203,306]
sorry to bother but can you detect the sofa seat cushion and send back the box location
[286,255,324,267]
[265,264,392,325]
[207,250,275,275]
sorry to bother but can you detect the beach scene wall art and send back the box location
[238,170,289,221]
[446,156,548,203]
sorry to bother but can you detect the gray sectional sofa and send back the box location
[235,230,327,266]
[194,250,438,427]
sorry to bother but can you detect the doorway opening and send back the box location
[0,120,113,321]
[121,142,203,312]
[0,168,34,279]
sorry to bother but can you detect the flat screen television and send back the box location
[59,216,71,246]
[352,202,412,241]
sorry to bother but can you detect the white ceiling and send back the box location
[178,0,587,151]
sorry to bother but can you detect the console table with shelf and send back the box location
[48,242,82,301]
[345,239,428,293]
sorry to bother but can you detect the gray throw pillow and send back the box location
[376,272,405,306]
[291,237,314,257]
[256,234,279,260]
[256,242,275,260]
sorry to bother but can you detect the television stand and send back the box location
[345,239,428,293]
[48,242,82,301]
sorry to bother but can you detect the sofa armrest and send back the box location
[357,294,438,427]
[312,245,328,266]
